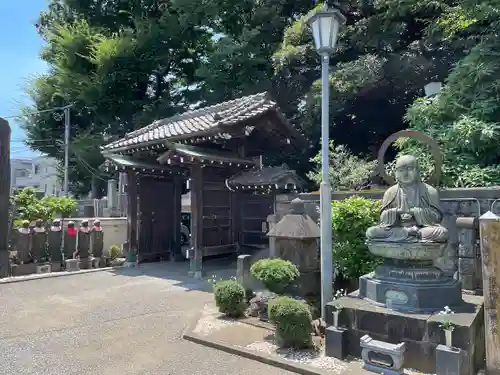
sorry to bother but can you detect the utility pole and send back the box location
[63,106,70,196]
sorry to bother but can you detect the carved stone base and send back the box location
[325,292,485,374]
[36,264,51,274]
[65,259,80,272]
[359,272,463,313]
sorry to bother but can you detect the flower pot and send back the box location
[444,328,453,347]
[332,310,340,328]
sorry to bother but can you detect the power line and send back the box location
[2,104,73,120]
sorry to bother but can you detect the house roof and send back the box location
[101,92,297,152]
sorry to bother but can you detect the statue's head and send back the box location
[35,219,43,227]
[52,219,61,227]
[22,220,29,228]
[81,219,89,228]
[68,221,75,228]
[93,219,101,227]
[395,155,420,185]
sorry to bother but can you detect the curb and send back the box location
[0,265,126,285]
[182,314,325,375]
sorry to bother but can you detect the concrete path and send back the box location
[0,261,294,375]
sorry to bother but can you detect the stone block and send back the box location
[65,259,80,272]
[79,258,91,269]
[11,263,36,276]
[436,344,467,375]
[325,326,347,359]
[91,257,100,268]
[360,335,405,375]
[237,254,252,290]
[325,292,485,374]
[51,262,62,272]
[35,264,51,274]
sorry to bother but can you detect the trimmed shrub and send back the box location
[268,296,313,349]
[331,196,383,281]
[213,280,247,318]
[108,244,121,260]
[250,258,300,294]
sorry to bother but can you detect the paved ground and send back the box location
[0,260,295,375]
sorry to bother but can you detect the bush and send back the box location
[213,280,247,318]
[250,258,300,294]
[108,244,121,260]
[268,296,313,349]
[331,196,383,280]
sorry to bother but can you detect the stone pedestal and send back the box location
[359,241,463,313]
[436,344,467,375]
[267,198,320,297]
[65,259,80,272]
[326,292,485,374]
[36,264,51,274]
[325,326,347,359]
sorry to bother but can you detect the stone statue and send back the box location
[32,219,47,262]
[366,155,448,244]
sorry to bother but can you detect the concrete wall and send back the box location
[275,187,500,292]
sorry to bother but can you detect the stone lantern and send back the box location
[267,198,320,296]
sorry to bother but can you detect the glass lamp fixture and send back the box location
[307,5,346,55]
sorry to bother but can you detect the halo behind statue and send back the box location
[377,130,442,186]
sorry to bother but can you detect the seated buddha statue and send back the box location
[366,154,448,243]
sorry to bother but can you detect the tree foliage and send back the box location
[11,188,76,227]
[399,0,500,187]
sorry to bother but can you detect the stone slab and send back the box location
[325,292,485,374]
[0,266,123,284]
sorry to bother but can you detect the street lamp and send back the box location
[307,5,346,320]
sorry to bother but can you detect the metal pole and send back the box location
[320,53,333,320]
[60,106,70,267]
[63,106,70,196]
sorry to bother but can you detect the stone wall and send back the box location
[275,187,500,292]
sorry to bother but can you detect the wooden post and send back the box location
[190,164,203,278]
[479,211,500,375]
[0,118,10,278]
[169,175,181,260]
[126,170,138,260]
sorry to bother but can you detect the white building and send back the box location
[10,156,63,196]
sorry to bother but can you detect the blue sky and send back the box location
[0,0,48,158]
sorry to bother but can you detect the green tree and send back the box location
[23,0,213,196]
[398,0,500,187]
[272,0,462,167]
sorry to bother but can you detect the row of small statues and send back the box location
[11,218,104,265]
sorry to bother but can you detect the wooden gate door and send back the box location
[138,176,176,262]
[240,193,275,248]
[201,168,235,256]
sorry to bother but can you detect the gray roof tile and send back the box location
[102,92,276,151]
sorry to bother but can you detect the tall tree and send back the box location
[272,0,461,162]
[23,0,213,196]
[400,0,500,187]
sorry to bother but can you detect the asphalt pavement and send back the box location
[0,261,294,375]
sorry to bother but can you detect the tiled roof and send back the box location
[163,142,256,165]
[228,164,305,186]
[102,92,277,151]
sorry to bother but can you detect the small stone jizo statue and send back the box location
[366,155,448,243]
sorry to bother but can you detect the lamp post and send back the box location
[307,5,346,320]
